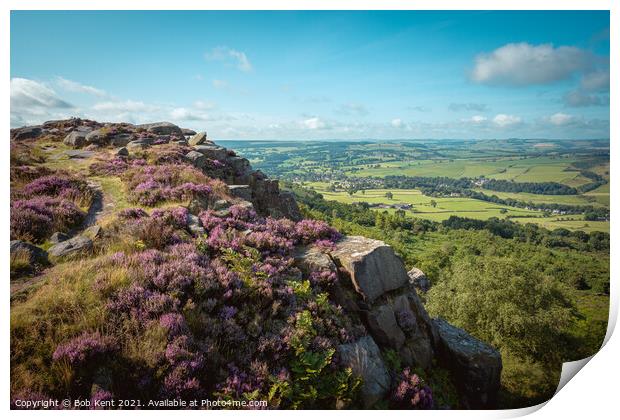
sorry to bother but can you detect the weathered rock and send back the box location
[366,303,406,349]
[49,232,69,244]
[139,121,183,136]
[188,131,208,146]
[11,125,42,141]
[338,336,390,408]
[187,214,206,236]
[408,267,430,292]
[48,236,93,259]
[193,145,228,161]
[115,147,129,156]
[63,130,89,148]
[433,318,502,409]
[185,151,207,169]
[228,185,253,201]
[182,128,197,136]
[126,139,151,150]
[65,150,95,159]
[227,156,252,176]
[109,133,133,147]
[213,199,231,211]
[330,236,409,303]
[278,191,302,221]
[187,195,210,215]
[294,246,337,276]
[10,240,48,265]
[83,225,102,240]
[85,128,108,145]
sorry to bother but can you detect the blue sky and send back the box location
[10,11,610,139]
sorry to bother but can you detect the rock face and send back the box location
[63,130,89,148]
[408,267,431,292]
[11,126,42,141]
[48,236,93,259]
[433,318,502,409]
[330,236,409,303]
[292,235,502,408]
[337,336,390,408]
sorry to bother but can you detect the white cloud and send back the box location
[205,46,252,72]
[469,115,487,124]
[92,100,159,113]
[302,117,329,130]
[493,114,522,127]
[11,77,73,109]
[391,118,404,128]
[549,112,574,126]
[193,100,216,110]
[471,43,590,86]
[55,77,107,97]
[212,79,229,89]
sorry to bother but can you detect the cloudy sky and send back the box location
[10,11,609,140]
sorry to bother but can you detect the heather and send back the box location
[10,204,369,408]
[121,164,225,207]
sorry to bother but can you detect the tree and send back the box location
[430,200,437,208]
[385,191,393,200]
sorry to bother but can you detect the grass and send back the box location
[344,156,593,187]
[472,188,609,208]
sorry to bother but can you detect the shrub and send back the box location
[390,368,433,409]
[11,197,85,242]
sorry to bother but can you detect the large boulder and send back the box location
[337,336,390,408]
[408,267,430,292]
[433,318,502,409]
[330,236,409,303]
[188,131,208,146]
[294,245,337,276]
[48,236,93,259]
[63,130,89,148]
[185,150,207,169]
[277,191,302,221]
[139,122,183,136]
[193,144,228,161]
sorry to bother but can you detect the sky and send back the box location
[10,10,610,140]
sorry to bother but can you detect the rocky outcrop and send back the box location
[293,235,502,408]
[11,125,42,141]
[433,318,502,409]
[338,336,390,408]
[63,130,89,148]
[188,131,208,146]
[10,240,48,265]
[138,121,183,137]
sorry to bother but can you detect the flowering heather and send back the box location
[294,219,342,244]
[89,157,146,176]
[122,164,215,206]
[11,197,85,242]
[21,174,94,207]
[391,368,433,409]
[10,165,53,182]
[90,390,114,409]
[52,332,117,366]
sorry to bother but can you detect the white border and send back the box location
[2,1,616,419]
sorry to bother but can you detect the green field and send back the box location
[473,188,610,208]
[306,182,609,232]
[345,156,593,187]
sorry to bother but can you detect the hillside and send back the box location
[10,119,507,410]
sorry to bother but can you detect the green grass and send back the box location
[473,188,609,208]
[306,183,610,232]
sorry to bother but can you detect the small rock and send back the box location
[126,139,151,150]
[213,199,232,211]
[408,267,431,292]
[10,240,48,265]
[338,336,390,408]
[187,214,206,236]
[65,150,95,159]
[48,236,93,259]
[115,147,129,156]
[188,131,208,146]
[49,232,69,244]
